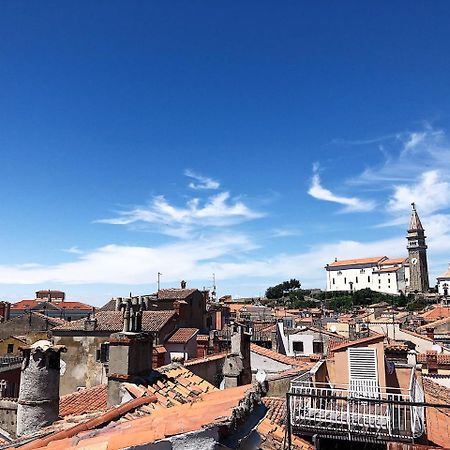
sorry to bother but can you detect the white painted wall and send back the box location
[326,263,409,295]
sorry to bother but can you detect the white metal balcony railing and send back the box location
[289,375,425,442]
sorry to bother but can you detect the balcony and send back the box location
[288,373,425,442]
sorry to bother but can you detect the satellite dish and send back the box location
[432,344,443,353]
[255,369,267,384]
[330,325,337,333]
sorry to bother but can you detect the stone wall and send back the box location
[0,399,17,436]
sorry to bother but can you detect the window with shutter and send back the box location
[348,347,379,398]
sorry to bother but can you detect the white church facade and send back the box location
[325,204,429,296]
[325,256,409,295]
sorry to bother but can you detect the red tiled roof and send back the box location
[35,385,255,450]
[417,353,450,365]
[11,300,93,311]
[59,385,108,417]
[417,316,450,332]
[166,327,199,344]
[184,352,227,367]
[52,310,176,332]
[328,333,384,354]
[259,397,313,450]
[26,312,67,326]
[419,305,450,322]
[55,301,93,310]
[157,288,197,300]
[379,257,408,265]
[250,343,314,369]
[11,300,38,310]
[327,256,386,268]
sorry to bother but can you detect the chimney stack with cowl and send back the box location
[17,340,66,437]
[107,297,153,406]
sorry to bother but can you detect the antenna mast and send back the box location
[157,272,162,291]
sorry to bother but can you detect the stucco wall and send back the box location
[185,356,226,387]
[52,334,109,395]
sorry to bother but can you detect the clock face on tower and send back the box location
[411,258,418,265]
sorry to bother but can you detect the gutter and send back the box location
[13,395,157,450]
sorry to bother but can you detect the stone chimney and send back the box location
[17,341,66,437]
[222,322,252,388]
[426,350,438,374]
[84,311,97,332]
[107,297,152,406]
[181,280,187,289]
[425,327,434,341]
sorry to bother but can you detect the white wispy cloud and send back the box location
[350,126,449,185]
[62,246,84,255]
[97,192,264,237]
[308,164,375,212]
[184,169,220,190]
[387,170,450,215]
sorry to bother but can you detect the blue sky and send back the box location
[1,2,450,305]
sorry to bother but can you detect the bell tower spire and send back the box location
[407,203,429,293]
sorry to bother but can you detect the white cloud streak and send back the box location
[97,192,264,238]
[184,169,220,190]
[308,165,375,212]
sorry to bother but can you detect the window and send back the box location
[96,343,110,363]
[7,344,13,354]
[355,277,358,283]
[332,278,335,285]
[388,279,391,284]
[337,271,342,275]
[368,276,371,282]
[360,269,365,274]
[292,341,304,353]
[313,341,324,354]
[378,279,381,284]
[344,277,347,284]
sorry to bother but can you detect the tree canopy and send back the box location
[265,279,301,299]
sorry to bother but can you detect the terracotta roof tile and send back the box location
[328,333,384,354]
[250,343,314,369]
[52,310,176,332]
[417,316,450,331]
[166,327,199,344]
[157,288,197,300]
[379,257,408,265]
[419,305,450,322]
[59,385,108,417]
[417,353,450,365]
[31,385,255,450]
[259,397,313,450]
[327,256,387,268]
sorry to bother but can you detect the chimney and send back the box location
[84,314,97,332]
[222,322,252,388]
[107,297,152,406]
[426,350,438,374]
[4,302,10,322]
[181,280,187,289]
[17,341,66,437]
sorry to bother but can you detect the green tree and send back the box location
[265,279,301,299]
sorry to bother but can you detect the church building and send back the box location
[325,203,429,295]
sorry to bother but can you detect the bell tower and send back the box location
[407,203,429,293]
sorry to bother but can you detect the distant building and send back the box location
[325,204,431,295]
[325,256,409,294]
[437,263,450,297]
[10,290,93,321]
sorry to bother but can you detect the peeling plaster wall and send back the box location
[52,334,109,395]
